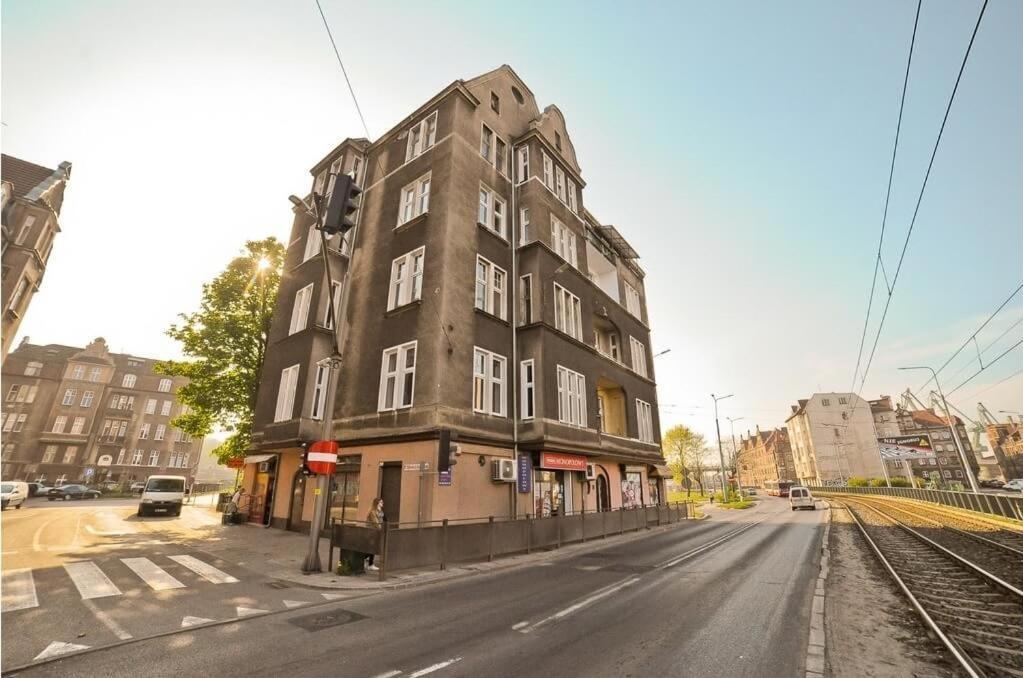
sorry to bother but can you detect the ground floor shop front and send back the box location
[239,439,668,534]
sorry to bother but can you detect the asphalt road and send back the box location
[2,496,825,677]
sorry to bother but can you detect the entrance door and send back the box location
[379,464,402,526]
[596,474,610,512]
[287,471,306,532]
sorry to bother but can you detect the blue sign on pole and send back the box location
[517,454,532,493]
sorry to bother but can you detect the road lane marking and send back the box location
[64,561,122,599]
[371,671,403,678]
[322,592,348,600]
[86,525,129,536]
[517,577,641,633]
[408,658,463,677]
[167,555,239,583]
[32,517,62,552]
[34,641,90,661]
[283,599,310,608]
[1,569,39,611]
[122,557,186,590]
[181,616,215,627]
[657,518,767,569]
[511,621,529,630]
[236,606,268,617]
[82,599,133,640]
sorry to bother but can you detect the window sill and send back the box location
[474,307,510,326]
[385,299,422,317]
[477,222,509,243]
[377,406,413,415]
[395,212,428,233]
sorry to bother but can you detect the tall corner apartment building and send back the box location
[247,65,665,531]
[786,393,884,485]
[735,426,794,488]
[1,337,203,486]
[1,154,72,361]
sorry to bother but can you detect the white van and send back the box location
[138,475,186,517]
[1,481,28,510]
[789,486,815,511]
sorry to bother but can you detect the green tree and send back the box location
[662,425,707,497]
[156,238,284,464]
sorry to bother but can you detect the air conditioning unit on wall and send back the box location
[492,459,516,482]
[586,463,596,481]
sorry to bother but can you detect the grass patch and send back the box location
[719,500,754,509]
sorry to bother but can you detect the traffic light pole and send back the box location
[301,353,341,573]
[712,393,733,503]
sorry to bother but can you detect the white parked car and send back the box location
[138,475,186,517]
[1003,479,1023,493]
[789,486,815,511]
[1,481,28,510]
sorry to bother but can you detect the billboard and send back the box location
[877,434,935,460]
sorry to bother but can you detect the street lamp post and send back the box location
[727,416,745,498]
[712,393,733,503]
[899,366,980,493]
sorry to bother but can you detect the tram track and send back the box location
[841,498,1023,677]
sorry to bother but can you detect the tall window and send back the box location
[25,361,42,376]
[555,167,566,202]
[122,374,136,388]
[139,423,151,440]
[324,281,343,330]
[116,448,126,465]
[636,400,654,442]
[129,449,144,466]
[517,147,529,184]
[519,207,531,244]
[161,400,172,416]
[554,284,583,340]
[42,445,58,463]
[89,367,102,382]
[52,416,67,433]
[475,256,506,319]
[398,173,431,225]
[542,152,553,189]
[472,348,507,416]
[80,391,94,408]
[388,247,425,310]
[405,111,437,162]
[70,417,86,435]
[71,365,85,380]
[311,364,329,420]
[62,389,76,406]
[567,179,578,213]
[154,424,166,441]
[551,218,577,267]
[289,284,313,335]
[102,419,127,440]
[519,275,533,324]
[303,224,322,262]
[7,278,27,313]
[495,138,508,176]
[477,185,507,238]
[520,360,535,420]
[274,365,300,422]
[145,398,157,414]
[378,341,417,412]
[63,447,78,464]
[630,337,648,378]
[480,124,494,162]
[158,379,172,393]
[15,215,35,245]
[624,283,641,318]
[556,366,587,428]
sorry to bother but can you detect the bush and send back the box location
[847,477,869,487]
[869,478,888,487]
[889,477,912,488]
[720,500,753,509]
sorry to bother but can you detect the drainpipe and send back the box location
[510,143,520,521]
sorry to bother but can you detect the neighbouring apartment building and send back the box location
[786,393,884,485]
[1,154,72,361]
[985,417,1023,480]
[246,65,666,531]
[1,337,202,486]
[735,426,794,488]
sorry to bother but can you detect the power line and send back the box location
[947,336,1023,397]
[314,0,371,139]
[961,365,1023,400]
[916,280,1023,392]
[849,0,922,396]
[849,0,989,407]
[938,311,1023,388]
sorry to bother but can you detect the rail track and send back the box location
[841,498,1023,677]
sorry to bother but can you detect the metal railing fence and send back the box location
[809,485,1023,522]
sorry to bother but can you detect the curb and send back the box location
[806,501,831,678]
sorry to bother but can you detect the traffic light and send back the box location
[438,429,462,473]
[322,174,362,236]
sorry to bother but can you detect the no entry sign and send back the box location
[306,440,340,475]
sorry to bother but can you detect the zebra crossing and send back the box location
[2,554,239,611]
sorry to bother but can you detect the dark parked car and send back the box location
[979,479,1004,489]
[47,484,101,501]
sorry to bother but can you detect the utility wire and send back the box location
[916,280,1023,392]
[314,0,371,140]
[947,336,1023,397]
[960,365,1023,400]
[850,0,989,406]
[938,311,1023,388]
[849,0,922,397]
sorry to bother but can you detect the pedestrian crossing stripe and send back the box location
[168,555,239,584]
[64,562,121,600]
[121,557,185,591]
[1,569,38,612]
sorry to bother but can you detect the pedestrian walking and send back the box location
[365,498,384,572]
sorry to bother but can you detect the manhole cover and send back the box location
[288,609,365,632]
[266,581,290,589]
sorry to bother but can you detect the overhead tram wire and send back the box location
[947,336,1023,397]
[961,365,1023,401]
[848,0,922,398]
[915,280,1023,392]
[847,0,990,415]
[314,0,371,140]
[934,311,1023,390]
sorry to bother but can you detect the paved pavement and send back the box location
[2,496,827,677]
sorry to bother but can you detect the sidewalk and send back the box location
[181,505,704,591]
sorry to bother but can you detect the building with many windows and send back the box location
[247,65,665,531]
[1,154,72,361]
[894,407,978,486]
[1,337,202,486]
[735,426,794,488]
[786,393,885,485]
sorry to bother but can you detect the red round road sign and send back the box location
[306,440,339,475]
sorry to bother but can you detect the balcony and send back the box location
[596,377,627,437]
[585,237,619,303]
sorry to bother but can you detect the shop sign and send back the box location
[517,454,533,493]
[438,470,452,486]
[540,452,587,472]
[226,458,244,469]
